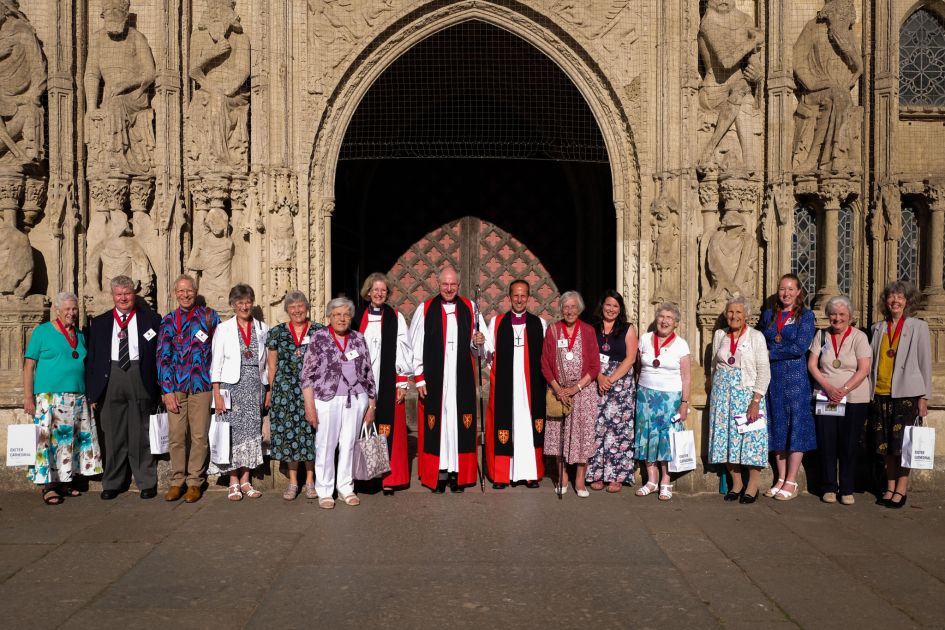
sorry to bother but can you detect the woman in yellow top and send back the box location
[868,281,932,509]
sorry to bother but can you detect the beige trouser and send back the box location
[167,390,213,488]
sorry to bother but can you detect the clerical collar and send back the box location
[368,306,383,315]
[441,299,455,305]
[510,311,526,324]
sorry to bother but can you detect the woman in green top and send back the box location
[22,292,103,504]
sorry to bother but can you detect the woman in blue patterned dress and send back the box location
[708,296,770,503]
[760,273,816,501]
[635,303,691,501]
[586,290,638,493]
[266,291,323,500]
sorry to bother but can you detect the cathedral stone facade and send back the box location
[1,0,944,488]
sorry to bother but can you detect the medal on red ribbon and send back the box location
[652,332,675,368]
[332,329,349,358]
[174,307,197,345]
[55,319,79,359]
[774,309,793,343]
[290,321,310,358]
[728,325,746,366]
[113,308,136,340]
[830,326,852,369]
[560,321,578,361]
[885,317,905,358]
[238,319,254,359]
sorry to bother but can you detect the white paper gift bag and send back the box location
[209,414,231,464]
[668,429,697,473]
[901,420,935,470]
[149,412,169,455]
[6,424,38,466]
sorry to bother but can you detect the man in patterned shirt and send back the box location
[157,274,221,502]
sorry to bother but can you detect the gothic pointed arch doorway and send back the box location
[330,19,616,317]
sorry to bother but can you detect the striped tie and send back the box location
[118,314,130,371]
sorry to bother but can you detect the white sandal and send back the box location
[765,478,785,498]
[635,482,658,497]
[227,483,242,502]
[658,484,673,501]
[554,485,569,496]
[774,480,799,501]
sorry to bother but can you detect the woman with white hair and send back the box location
[210,284,269,501]
[22,292,103,504]
[708,296,770,504]
[301,297,377,509]
[807,295,871,505]
[541,290,601,497]
[266,291,323,500]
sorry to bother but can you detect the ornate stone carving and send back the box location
[186,0,250,176]
[701,177,760,309]
[84,0,156,178]
[186,206,233,308]
[0,174,31,297]
[268,171,298,305]
[85,210,153,307]
[0,1,45,172]
[791,0,863,175]
[308,0,395,95]
[697,0,764,174]
[86,176,129,253]
[20,175,45,231]
[650,193,680,305]
[550,1,638,56]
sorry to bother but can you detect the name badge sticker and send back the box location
[345,350,360,361]
[600,353,609,365]
[195,330,209,343]
[557,339,568,348]
[143,328,157,341]
[301,337,311,345]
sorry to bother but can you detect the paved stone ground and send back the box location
[2,485,945,629]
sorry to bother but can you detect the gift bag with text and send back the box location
[149,412,169,455]
[209,414,231,465]
[669,429,697,473]
[901,421,935,470]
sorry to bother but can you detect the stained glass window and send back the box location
[792,203,818,301]
[838,204,854,297]
[898,203,920,285]
[900,7,945,107]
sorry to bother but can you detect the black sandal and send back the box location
[57,484,81,497]
[42,486,63,505]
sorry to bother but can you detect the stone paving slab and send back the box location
[1,487,943,629]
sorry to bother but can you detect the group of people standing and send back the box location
[20,266,932,510]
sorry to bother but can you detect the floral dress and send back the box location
[266,322,322,462]
[544,330,599,464]
[210,327,264,474]
[586,328,636,484]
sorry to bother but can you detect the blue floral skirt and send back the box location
[634,385,682,463]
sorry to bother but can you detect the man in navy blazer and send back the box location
[86,275,163,499]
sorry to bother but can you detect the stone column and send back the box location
[813,179,856,309]
[925,179,945,307]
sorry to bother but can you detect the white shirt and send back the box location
[110,309,140,361]
[638,332,690,392]
[362,309,412,389]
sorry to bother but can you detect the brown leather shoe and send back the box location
[183,485,202,503]
[164,485,185,502]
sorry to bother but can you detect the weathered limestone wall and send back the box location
[2,0,944,490]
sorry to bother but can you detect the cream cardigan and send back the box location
[711,327,771,395]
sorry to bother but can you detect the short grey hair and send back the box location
[228,283,255,307]
[824,295,853,317]
[724,295,753,319]
[559,290,585,314]
[174,274,197,291]
[110,275,135,291]
[283,291,310,312]
[656,301,681,323]
[325,297,355,318]
[53,291,78,310]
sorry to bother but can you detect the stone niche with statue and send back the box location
[0,0,943,490]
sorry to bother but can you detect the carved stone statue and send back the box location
[269,201,297,304]
[84,0,156,177]
[186,0,250,175]
[186,207,233,308]
[697,0,764,173]
[85,210,154,302]
[792,0,863,174]
[0,206,32,297]
[650,194,680,304]
[308,0,394,94]
[0,0,45,171]
[704,210,756,305]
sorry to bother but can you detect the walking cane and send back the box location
[474,285,486,493]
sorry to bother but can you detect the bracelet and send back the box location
[577,383,583,392]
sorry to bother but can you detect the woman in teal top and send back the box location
[22,292,102,505]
